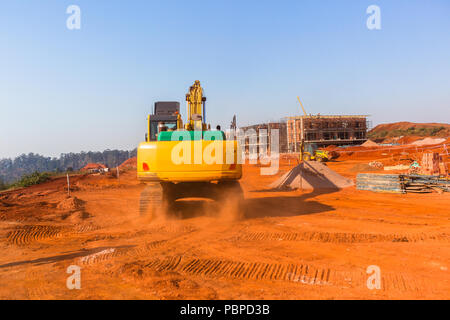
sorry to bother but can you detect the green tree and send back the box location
[0,177,7,191]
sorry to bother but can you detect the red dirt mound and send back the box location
[361,140,379,147]
[119,157,137,170]
[396,136,423,145]
[56,196,85,211]
[372,122,450,132]
[369,122,450,141]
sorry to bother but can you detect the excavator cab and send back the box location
[146,101,180,141]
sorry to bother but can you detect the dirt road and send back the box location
[0,160,449,299]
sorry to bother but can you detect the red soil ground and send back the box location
[0,155,448,299]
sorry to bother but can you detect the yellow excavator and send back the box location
[137,80,243,218]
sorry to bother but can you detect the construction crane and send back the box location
[296,96,331,162]
[297,96,308,116]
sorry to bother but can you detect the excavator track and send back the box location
[139,181,245,220]
[139,183,165,218]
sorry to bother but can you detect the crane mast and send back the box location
[297,96,308,117]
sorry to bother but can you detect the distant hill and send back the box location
[0,149,137,186]
[368,122,450,141]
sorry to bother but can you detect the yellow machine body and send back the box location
[137,140,242,182]
[137,80,242,183]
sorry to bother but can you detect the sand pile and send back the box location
[411,138,446,146]
[67,210,92,222]
[361,140,379,147]
[396,136,422,145]
[270,161,354,190]
[57,196,85,211]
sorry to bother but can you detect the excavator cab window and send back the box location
[149,121,177,141]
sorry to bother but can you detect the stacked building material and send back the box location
[403,175,450,193]
[356,173,450,194]
[439,162,449,176]
[356,173,405,194]
[421,152,440,175]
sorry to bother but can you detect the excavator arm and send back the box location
[185,80,207,131]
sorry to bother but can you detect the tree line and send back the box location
[0,149,137,186]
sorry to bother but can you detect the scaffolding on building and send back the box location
[286,115,370,152]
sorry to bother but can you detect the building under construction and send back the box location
[239,115,369,156]
[238,122,288,156]
[286,115,369,152]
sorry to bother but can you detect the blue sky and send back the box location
[0,0,449,158]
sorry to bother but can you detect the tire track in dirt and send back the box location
[73,222,195,266]
[143,224,197,234]
[5,223,101,245]
[3,220,194,246]
[179,258,332,284]
[130,240,168,257]
[78,240,170,265]
[234,231,450,243]
[23,268,56,299]
[4,222,102,245]
[131,256,332,285]
[7,225,63,245]
[74,223,101,233]
[75,224,196,265]
[381,273,425,292]
[144,256,183,272]
[78,247,127,265]
[125,256,422,292]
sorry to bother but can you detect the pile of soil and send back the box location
[119,157,137,170]
[411,138,446,146]
[56,196,85,211]
[361,140,379,147]
[396,136,423,145]
[269,161,354,190]
[370,122,450,138]
[349,163,383,173]
[66,210,92,222]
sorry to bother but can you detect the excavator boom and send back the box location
[185,80,207,131]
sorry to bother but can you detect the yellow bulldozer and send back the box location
[302,149,331,162]
[137,80,243,218]
[300,142,331,162]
